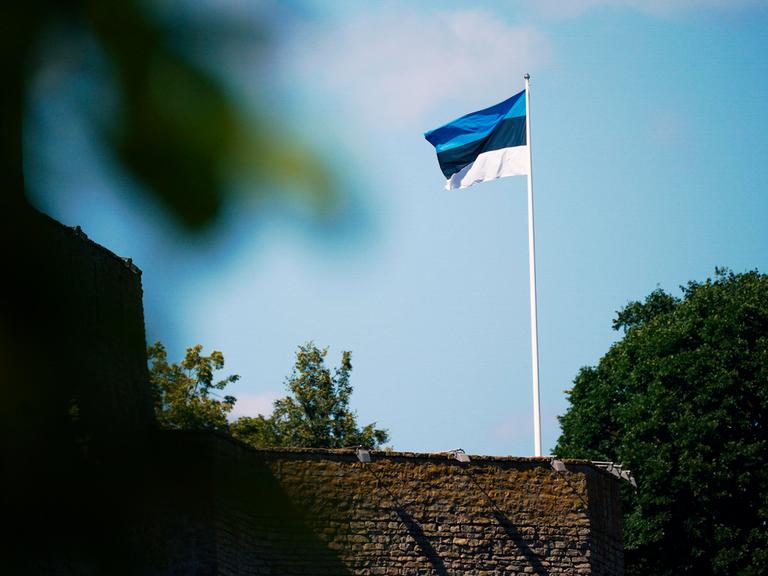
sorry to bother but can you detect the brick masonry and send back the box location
[143,432,624,575]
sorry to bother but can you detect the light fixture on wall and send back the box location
[550,459,567,473]
[592,461,637,488]
[448,449,470,463]
[355,447,371,463]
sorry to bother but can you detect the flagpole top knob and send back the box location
[524,73,530,80]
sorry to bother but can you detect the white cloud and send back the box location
[229,391,281,419]
[283,8,552,125]
[535,0,764,18]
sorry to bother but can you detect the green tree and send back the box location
[556,269,768,576]
[231,342,389,449]
[148,342,239,432]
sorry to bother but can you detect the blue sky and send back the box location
[27,0,768,456]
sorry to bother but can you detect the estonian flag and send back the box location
[424,89,528,190]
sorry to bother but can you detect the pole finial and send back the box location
[524,73,530,80]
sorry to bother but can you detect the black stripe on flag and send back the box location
[436,116,527,179]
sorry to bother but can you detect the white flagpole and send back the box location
[524,73,543,457]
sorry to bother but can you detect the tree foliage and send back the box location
[149,341,389,450]
[148,342,238,432]
[231,342,389,449]
[556,269,768,576]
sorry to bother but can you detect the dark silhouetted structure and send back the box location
[4,214,624,575]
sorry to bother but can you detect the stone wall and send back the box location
[144,431,624,576]
[5,211,156,574]
[5,211,154,445]
[5,214,624,575]
[585,471,624,575]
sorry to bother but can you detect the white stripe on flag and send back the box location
[445,146,530,190]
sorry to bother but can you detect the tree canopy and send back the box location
[149,341,389,450]
[148,342,238,433]
[230,342,389,449]
[556,269,768,576]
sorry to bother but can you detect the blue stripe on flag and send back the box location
[424,90,526,154]
[434,115,526,179]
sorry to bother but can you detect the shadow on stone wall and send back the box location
[366,466,450,575]
[393,507,449,576]
[490,511,549,576]
[136,431,353,575]
[457,467,548,574]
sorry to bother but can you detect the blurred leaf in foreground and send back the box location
[8,0,334,231]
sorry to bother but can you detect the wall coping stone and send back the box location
[161,429,625,483]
